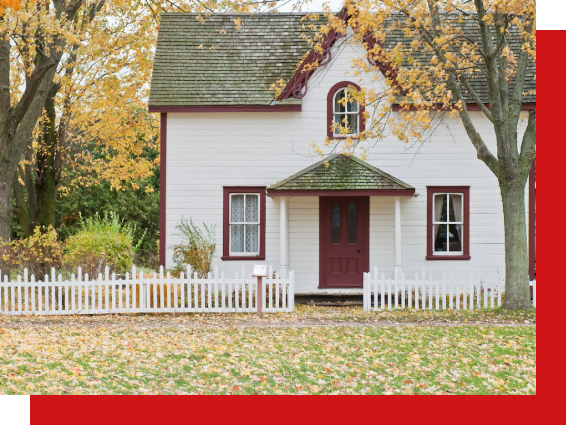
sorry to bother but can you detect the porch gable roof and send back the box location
[267,153,415,196]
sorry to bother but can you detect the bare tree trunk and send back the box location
[500,177,531,309]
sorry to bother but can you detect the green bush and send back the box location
[171,218,216,278]
[64,212,144,276]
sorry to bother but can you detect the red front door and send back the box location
[319,197,369,288]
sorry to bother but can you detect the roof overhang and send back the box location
[148,104,301,113]
[267,189,415,197]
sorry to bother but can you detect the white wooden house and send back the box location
[148,12,536,294]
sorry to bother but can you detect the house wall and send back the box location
[164,35,529,293]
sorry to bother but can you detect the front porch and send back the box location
[268,154,415,292]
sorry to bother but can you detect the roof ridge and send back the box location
[268,154,341,190]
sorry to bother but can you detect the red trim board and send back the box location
[148,104,301,113]
[159,112,167,268]
[268,189,414,197]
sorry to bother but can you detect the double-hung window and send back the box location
[222,187,266,260]
[427,186,470,260]
[332,88,359,136]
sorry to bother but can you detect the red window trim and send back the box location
[426,186,471,261]
[327,81,366,140]
[222,186,266,261]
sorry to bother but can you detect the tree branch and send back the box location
[447,74,500,176]
[457,73,493,122]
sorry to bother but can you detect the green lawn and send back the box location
[0,312,536,394]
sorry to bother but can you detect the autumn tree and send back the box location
[0,0,106,241]
[314,0,535,309]
[11,0,159,237]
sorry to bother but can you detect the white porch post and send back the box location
[280,196,290,273]
[394,196,402,278]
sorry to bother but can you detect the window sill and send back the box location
[221,256,265,261]
[426,255,471,261]
[328,135,360,140]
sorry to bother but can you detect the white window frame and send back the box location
[332,88,360,137]
[432,192,464,255]
[229,193,261,256]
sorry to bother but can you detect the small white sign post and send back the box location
[252,265,268,317]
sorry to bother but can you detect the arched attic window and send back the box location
[327,81,365,139]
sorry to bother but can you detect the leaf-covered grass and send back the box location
[0,326,535,395]
[0,308,536,394]
[0,304,536,327]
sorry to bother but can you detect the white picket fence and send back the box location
[0,266,294,316]
[363,267,536,311]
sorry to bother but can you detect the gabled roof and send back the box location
[267,153,414,193]
[149,12,536,108]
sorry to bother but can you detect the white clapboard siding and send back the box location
[363,267,536,311]
[0,266,294,316]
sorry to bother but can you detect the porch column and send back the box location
[280,196,290,273]
[394,196,402,278]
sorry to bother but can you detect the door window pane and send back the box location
[332,202,340,243]
[348,202,357,243]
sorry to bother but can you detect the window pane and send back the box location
[347,97,359,112]
[230,224,244,252]
[245,224,259,253]
[231,195,244,222]
[448,224,463,252]
[349,114,358,134]
[332,202,340,243]
[348,202,357,243]
[334,114,345,133]
[245,194,259,222]
[449,194,463,223]
[334,89,346,113]
[434,224,448,252]
[434,194,447,223]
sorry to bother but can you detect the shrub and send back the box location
[64,212,143,277]
[0,226,63,278]
[171,218,216,278]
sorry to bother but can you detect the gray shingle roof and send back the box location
[149,13,317,106]
[268,154,415,191]
[149,12,536,106]
[383,15,536,104]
